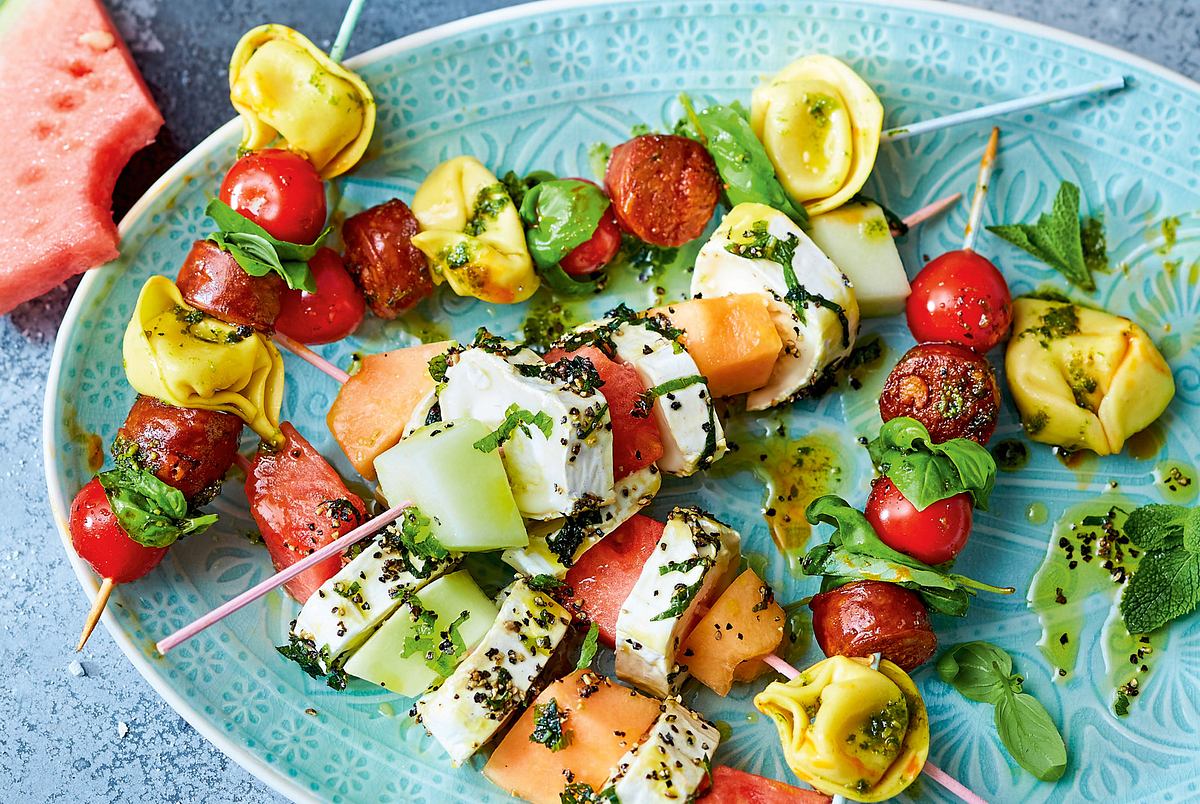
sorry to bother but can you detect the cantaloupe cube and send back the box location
[656,294,783,398]
[327,341,451,480]
[374,419,527,551]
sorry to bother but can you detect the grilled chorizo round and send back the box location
[176,239,283,332]
[809,580,937,671]
[604,134,720,247]
[878,342,1000,444]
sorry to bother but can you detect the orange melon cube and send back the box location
[656,294,782,398]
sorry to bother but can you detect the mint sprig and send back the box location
[938,641,1067,782]
[987,181,1097,291]
[1119,503,1200,634]
[206,198,329,292]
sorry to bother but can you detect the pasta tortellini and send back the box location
[410,156,539,304]
[123,276,285,445]
[229,24,375,179]
[751,55,883,216]
[754,655,928,802]
[1005,297,1175,455]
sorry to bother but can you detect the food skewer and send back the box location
[882,76,1126,142]
[897,191,962,233]
[767,652,988,804]
[155,499,411,654]
[962,127,1000,252]
[273,331,351,383]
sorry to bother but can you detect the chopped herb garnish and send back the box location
[402,604,470,678]
[473,404,555,452]
[530,698,570,752]
[652,578,706,621]
[576,622,600,669]
[277,633,348,691]
[464,182,511,236]
[526,574,569,594]
[631,375,705,418]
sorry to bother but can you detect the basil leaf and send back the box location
[519,178,610,271]
[1119,547,1200,634]
[534,257,603,297]
[205,198,328,292]
[677,94,808,228]
[806,495,922,565]
[1123,503,1188,551]
[868,417,996,510]
[96,464,218,549]
[936,641,1014,704]
[994,691,1068,781]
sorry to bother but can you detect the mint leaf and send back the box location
[576,622,600,670]
[206,198,328,292]
[1185,509,1200,554]
[994,691,1068,781]
[1120,548,1200,633]
[987,182,1094,291]
[1124,504,1188,550]
[936,641,1014,704]
[473,404,555,452]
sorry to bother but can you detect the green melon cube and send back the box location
[374,418,527,551]
[344,569,499,696]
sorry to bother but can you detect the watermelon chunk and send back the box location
[545,344,664,479]
[0,0,162,313]
[566,514,665,647]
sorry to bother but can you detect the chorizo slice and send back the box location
[176,239,283,332]
[342,198,434,319]
[605,134,720,247]
[810,580,937,671]
[879,342,1001,444]
[115,395,243,505]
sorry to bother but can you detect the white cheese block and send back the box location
[438,347,615,519]
[415,580,572,766]
[604,698,721,804]
[291,531,458,671]
[807,200,910,318]
[607,319,727,476]
[401,388,439,439]
[501,465,662,577]
[693,202,860,410]
[615,507,740,697]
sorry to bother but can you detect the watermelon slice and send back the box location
[0,0,162,314]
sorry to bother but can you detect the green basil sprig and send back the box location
[867,417,997,510]
[800,496,1013,616]
[1118,503,1200,633]
[675,93,808,228]
[96,462,218,549]
[518,178,610,296]
[206,198,330,292]
[937,641,1067,781]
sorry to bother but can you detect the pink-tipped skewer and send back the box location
[155,500,411,655]
[900,192,963,231]
[273,332,350,384]
[766,652,989,804]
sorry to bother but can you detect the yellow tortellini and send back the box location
[754,655,928,802]
[1005,297,1175,455]
[229,24,375,179]
[410,156,539,304]
[751,55,883,216]
[123,276,285,445]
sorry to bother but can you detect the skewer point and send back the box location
[76,577,115,652]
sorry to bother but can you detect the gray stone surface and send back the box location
[2,0,1195,800]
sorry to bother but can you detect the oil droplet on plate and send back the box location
[1154,460,1197,505]
[1126,422,1166,461]
[378,702,395,718]
[1026,502,1048,524]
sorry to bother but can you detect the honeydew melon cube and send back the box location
[374,419,527,551]
[807,200,910,318]
[344,569,498,696]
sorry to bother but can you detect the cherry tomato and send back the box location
[864,476,972,565]
[906,249,1013,352]
[275,248,366,344]
[219,149,327,244]
[69,478,167,583]
[561,207,621,276]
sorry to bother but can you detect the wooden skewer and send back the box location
[76,577,115,652]
[962,127,1000,253]
[767,652,989,804]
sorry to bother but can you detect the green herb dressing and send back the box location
[1027,498,1166,712]
[1154,460,1197,505]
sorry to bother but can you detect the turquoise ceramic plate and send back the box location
[44,1,1200,801]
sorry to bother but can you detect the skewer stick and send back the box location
[273,332,350,384]
[76,577,115,651]
[899,192,962,232]
[882,76,1126,143]
[155,500,411,655]
[767,652,988,804]
[962,127,1000,252]
[234,452,253,474]
[329,0,368,62]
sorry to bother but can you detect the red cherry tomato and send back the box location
[906,249,1013,352]
[69,478,167,583]
[275,248,366,344]
[561,207,621,276]
[864,476,973,565]
[219,149,327,244]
